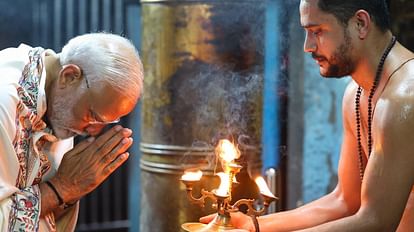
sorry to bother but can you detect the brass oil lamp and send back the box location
[180,139,278,231]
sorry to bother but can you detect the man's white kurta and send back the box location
[0,44,77,231]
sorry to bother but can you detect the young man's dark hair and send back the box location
[318,0,391,32]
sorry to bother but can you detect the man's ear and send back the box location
[57,64,83,89]
[354,10,371,40]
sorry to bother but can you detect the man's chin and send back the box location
[319,68,348,79]
[52,127,79,139]
[55,130,76,139]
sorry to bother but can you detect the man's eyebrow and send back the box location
[302,23,320,29]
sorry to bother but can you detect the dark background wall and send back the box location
[390,0,414,51]
[0,0,33,49]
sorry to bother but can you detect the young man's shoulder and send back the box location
[376,60,414,128]
[387,58,414,99]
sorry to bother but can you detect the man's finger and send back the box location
[102,152,129,177]
[68,136,95,155]
[85,125,125,154]
[96,128,132,157]
[199,213,216,224]
[101,137,133,164]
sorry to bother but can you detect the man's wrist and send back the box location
[45,180,64,205]
[45,179,78,209]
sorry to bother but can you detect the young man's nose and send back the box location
[304,32,317,53]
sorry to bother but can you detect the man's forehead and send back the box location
[299,0,333,28]
[300,0,318,26]
[300,0,317,5]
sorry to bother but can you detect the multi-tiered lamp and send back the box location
[180,139,278,231]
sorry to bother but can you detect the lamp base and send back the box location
[181,214,234,232]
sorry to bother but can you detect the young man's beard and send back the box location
[318,29,355,78]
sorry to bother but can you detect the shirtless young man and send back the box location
[201,0,414,231]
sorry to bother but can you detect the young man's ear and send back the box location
[57,64,82,89]
[354,10,371,40]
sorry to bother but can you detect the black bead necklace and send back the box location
[355,36,396,181]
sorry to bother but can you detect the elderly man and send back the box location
[0,33,143,231]
[201,0,414,231]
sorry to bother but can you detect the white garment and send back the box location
[0,44,77,231]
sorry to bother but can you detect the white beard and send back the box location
[48,90,85,139]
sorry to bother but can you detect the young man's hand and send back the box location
[200,212,255,232]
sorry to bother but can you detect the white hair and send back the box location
[59,33,144,104]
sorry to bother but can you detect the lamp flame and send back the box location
[181,170,203,181]
[215,139,240,164]
[215,172,230,197]
[213,140,241,197]
[255,176,276,198]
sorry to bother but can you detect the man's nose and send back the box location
[85,124,106,136]
[304,32,317,53]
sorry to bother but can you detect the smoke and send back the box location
[170,60,263,172]
[178,140,215,171]
[145,1,297,175]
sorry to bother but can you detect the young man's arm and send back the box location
[257,83,363,231]
[201,83,363,231]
